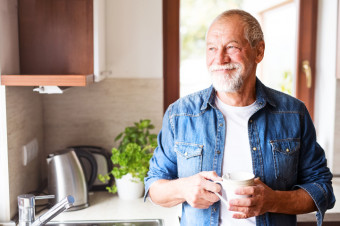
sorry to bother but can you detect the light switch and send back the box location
[22,138,38,166]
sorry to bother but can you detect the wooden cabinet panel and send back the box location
[19,0,94,75]
[1,0,94,86]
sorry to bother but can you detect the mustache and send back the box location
[208,63,241,72]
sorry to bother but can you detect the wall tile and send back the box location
[43,78,163,155]
[6,87,44,217]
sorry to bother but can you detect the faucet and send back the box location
[17,194,74,226]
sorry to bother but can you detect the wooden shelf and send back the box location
[1,74,94,86]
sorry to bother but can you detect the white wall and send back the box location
[335,80,340,174]
[314,0,338,172]
[106,0,163,78]
[0,87,10,222]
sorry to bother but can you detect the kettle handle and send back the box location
[74,149,98,190]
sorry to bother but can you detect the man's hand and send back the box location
[180,171,222,209]
[227,178,317,219]
[149,171,222,209]
[227,178,276,218]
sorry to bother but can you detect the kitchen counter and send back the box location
[10,177,340,226]
[42,191,181,226]
[47,178,340,225]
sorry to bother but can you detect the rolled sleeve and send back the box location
[294,106,336,225]
[144,106,178,200]
[295,182,335,226]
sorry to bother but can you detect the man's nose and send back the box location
[216,49,231,64]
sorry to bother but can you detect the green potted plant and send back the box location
[99,119,157,199]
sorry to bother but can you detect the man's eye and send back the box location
[208,47,216,51]
[227,46,240,54]
[227,46,237,49]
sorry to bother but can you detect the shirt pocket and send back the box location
[174,142,203,178]
[270,138,300,185]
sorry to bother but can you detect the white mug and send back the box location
[214,171,255,206]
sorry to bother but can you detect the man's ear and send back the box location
[255,41,265,64]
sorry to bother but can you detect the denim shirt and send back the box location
[145,78,335,226]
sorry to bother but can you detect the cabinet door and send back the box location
[18,0,94,75]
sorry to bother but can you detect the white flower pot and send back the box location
[115,173,144,200]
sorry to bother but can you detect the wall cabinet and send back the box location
[1,0,106,86]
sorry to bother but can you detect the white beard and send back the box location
[209,63,243,93]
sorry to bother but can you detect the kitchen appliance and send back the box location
[47,148,96,210]
[70,145,114,191]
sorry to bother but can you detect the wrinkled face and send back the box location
[206,16,261,93]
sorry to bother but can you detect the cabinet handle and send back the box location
[302,60,312,88]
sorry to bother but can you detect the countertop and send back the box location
[42,191,181,226]
[4,178,339,226]
[47,178,340,225]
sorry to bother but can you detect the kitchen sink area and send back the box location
[34,191,181,226]
[46,219,163,226]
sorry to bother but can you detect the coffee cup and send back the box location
[214,171,255,205]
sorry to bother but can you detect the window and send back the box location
[163,0,317,120]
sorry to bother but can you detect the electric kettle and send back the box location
[47,148,97,210]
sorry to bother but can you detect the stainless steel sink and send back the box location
[46,219,163,226]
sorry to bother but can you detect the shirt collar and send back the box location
[200,77,276,111]
[255,77,276,108]
[201,86,216,111]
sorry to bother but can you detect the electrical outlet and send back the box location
[22,138,38,166]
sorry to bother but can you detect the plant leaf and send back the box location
[106,119,157,189]
[115,132,123,141]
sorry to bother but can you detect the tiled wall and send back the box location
[42,78,163,155]
[6,87,44,217]
[5,78,163,218]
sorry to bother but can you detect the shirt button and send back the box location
[253,147,257,151]
[250,120,253,123]
[219,123,223,127]
[286,148,290,153]
[217,150,221,154]
[184,152,188,156]
[213,207,217,212]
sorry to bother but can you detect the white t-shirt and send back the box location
[215,96,258,226]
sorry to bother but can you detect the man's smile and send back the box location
[208,63,240,72]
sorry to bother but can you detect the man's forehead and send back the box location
[207,18,245,39]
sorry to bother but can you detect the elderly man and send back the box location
[145,9,335,226]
